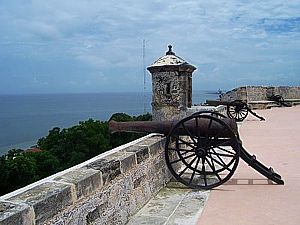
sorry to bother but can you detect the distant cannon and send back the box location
[109,111,283,190]
[267,94,292,107]
[205,100,265,122]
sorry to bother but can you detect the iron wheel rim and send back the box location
[165,114,240,190]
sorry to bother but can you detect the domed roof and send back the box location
[147,45,196,71]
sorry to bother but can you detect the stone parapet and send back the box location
[0,134,171,225]
[186,105,227,116]
[220,86,300,109]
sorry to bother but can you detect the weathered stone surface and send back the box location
[148,154,168,193]
[126,184,209,225]
[221,86,300,103]
[148,46,196,121]
[124,145,149,164]
[136,136,165,157]
[221,86,247,102]
[86,159,121,185]
[2,135,172,225]
[86,201,108,224]
[126,215,167,225]
[138,188,188,218]
[136,147,149,164]
[0,201,34,225]
[47,187,112,225]
[167,190,209,224]
[54,168,102,199]
[8,182,73,225]
[105,151,136,174]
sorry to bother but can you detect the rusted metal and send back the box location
[109,117,238,137]
[267,94,292,107]
[109,112,283,189]
[206,99,229,106]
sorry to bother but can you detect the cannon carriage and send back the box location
[267,94,292,107]
[205,99,265,122]
[109,111,284,190]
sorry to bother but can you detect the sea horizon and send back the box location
[0,90,219,155]
[0,89,223,96]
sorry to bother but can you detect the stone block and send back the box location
[54,168,102,199]
[0,201,34,225]
[124,145,149,164]
[167,190,209,224]
[105,151,136,174]
[133,175,147,189]
[136,147,149,164]
[86,201,108,224]
[8,182,74,225]
[86,159,121,185]
[126,215,167,225]
[136,136,165,157]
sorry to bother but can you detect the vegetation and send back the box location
[0,112,151,196]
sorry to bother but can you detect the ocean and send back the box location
[0,91,219,155]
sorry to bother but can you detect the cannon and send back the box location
[267,94,292,107]
[205,99,265,122]
[109,111,284,190]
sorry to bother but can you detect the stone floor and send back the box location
[198,105,300,225]
[126,181,209,225]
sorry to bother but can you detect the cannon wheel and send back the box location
[275,95,284,102]
[227,100,249,121]
[165,113,240,189]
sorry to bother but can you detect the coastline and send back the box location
[0,140,37,155]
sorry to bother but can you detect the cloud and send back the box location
[0,0,299,94]
[256,17,300,34]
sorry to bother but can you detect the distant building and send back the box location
[147,45,196,121]
[26,147,42,153]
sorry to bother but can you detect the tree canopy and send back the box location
[0,112,151,196]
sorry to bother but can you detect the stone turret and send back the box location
[147,45,196,121]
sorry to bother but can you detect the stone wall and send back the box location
[0,134,171,225]
[221,86,300,102]
[271,86,300,99]
[219,86,247,102]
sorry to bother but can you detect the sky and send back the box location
[0,0,299,94]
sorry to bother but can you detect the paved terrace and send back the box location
[198,105,300,225]
[128,105,300,225]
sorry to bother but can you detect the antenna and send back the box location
[143,39,146,113]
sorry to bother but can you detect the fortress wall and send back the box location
[221,86,300,102]
[273,86,300,99]
[219,86,247,102]
[246,86,268,101]
[0,134,171,225]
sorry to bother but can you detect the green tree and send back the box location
[5,148,24,159]
[38,119,112,169]
[0,113,152,195]
[109,113,151,147]
[0,155,37,194]
[109,113,133,122]
[134,113,152,121]
[27,151,60,179]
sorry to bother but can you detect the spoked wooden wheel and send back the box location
[227,100,248,121]
[165,114,240,189]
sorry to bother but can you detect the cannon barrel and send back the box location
[109,117,238,137]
